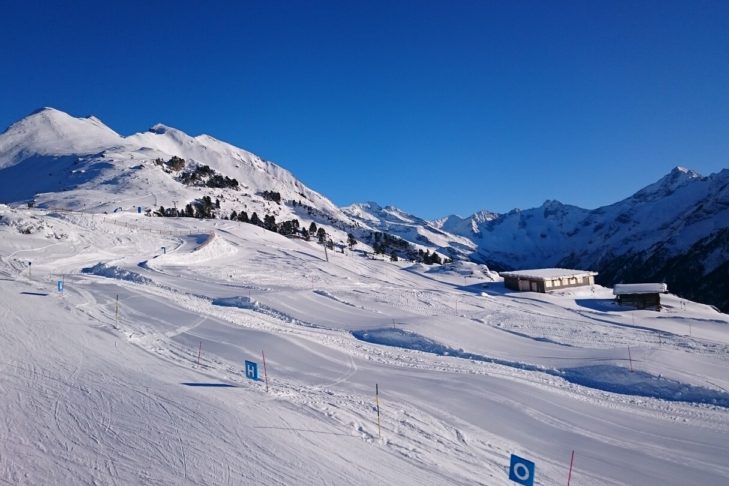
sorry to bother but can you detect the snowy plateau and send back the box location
[1,108,729,485]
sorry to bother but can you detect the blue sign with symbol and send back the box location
[57,280,63,292]
[244,360,258,381]
[509,454,535,486]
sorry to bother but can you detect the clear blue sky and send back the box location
[1,0,728,218]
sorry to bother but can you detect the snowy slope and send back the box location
[0,108,360,248]
[2,205,729,485]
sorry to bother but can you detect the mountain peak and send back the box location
[632,166,702,202]
[0,108,122,166]
[28,106,64,116]
[149,123,181,135]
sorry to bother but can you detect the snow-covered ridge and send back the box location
[0,107,358,238]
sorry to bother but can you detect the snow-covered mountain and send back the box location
[430,210,499,237]
[456,167,729,312]
[348,167,728,310]
[341,201,477,259]
[1,108,727,311]
[0,107,371,245]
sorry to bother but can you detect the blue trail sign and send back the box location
[57,280,63,292]
[244,360,258,381]
[509,454,535,486]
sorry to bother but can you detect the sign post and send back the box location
[375,384,382,439]
[57,279,63,294]
[509,454,535,486]
[261,351,269,393]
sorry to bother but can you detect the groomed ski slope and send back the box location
[1,207,729,485]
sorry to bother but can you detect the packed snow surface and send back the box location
[2,206,729,485]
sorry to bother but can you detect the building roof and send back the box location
[613,283,668,295]
[499,268,598,281]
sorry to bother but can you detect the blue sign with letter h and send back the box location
[509,454,535,486]
[244,360,258,381]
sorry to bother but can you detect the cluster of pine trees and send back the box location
[156,195,220,219]
[177,163,239,189]
[154,194,445,266]
[261,190,282,203]
[371,231,411,260]
[229,209,330,241]
[369,231,445,265]
[154,156,185,172]
[417,248,443,265]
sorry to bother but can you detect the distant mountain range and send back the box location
[1,108,727,311]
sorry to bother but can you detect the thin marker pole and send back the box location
[197,341,202,366]
[375,383,382,439]
[628,346,633,372]
[567,450,575,486]
[115,294,119,325]
[262,350,269,393]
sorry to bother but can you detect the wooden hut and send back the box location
[613,283,668,311]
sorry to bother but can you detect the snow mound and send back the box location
[352,328,544,371]
[81,263,152,284]
[355,329,729,408]
[157,232,237,265]
[560,365,729,408]
[212,296,259,309]
[0,211,66,239]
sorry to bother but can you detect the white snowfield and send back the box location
[2,206,729,485]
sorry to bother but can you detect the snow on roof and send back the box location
[613,283,668,295]
[499,268,598,280]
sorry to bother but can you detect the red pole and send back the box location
[262,350,269,393]
[567,450,575,486]
[197,341,202,366]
